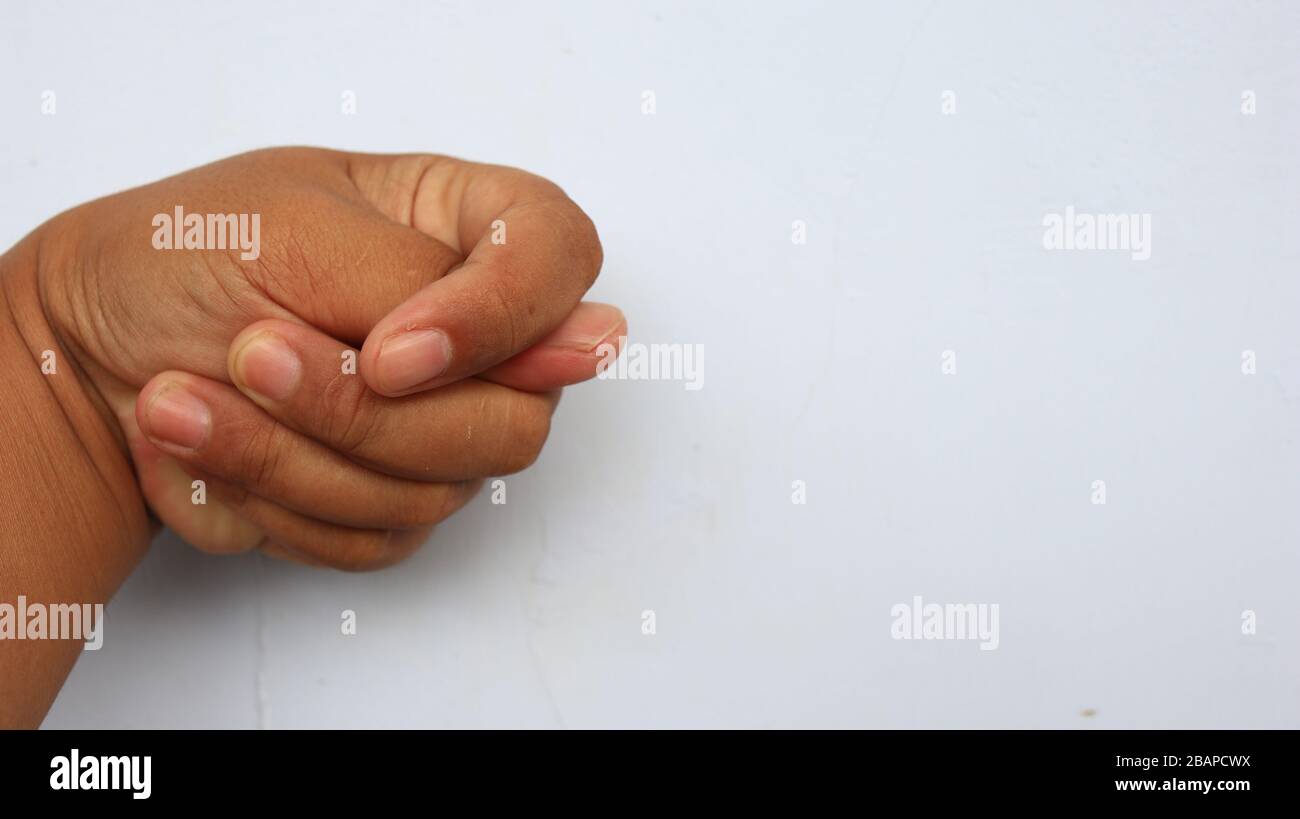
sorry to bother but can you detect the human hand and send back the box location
[33,147,623,568]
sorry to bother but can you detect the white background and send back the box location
[3,0,1298,728]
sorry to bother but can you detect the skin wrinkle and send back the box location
[78,218,149,383]
[324,369,385,457]
[81,212,142,375]
[275,226,325,308]
[407,157,443,229]
[254,215,381,346]
[1,147,612,722]
[233,239,319,344]
[400,157,467,249]
[8,245,135,534]
[485,272,521,363]
[94,263,139,381]
[343,153,356,195]
[0,244,150,727]
[179,254,248,359]
[204,248,261,323]
[46,225,132,393]
[245,420,288,490]
[456,173,511,253]
[241,234,297,309]
[0,288,82,515]
[488,387,540,478]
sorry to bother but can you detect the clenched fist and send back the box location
[20,147,625,569]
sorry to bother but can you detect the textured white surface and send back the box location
[3,0,1298,728]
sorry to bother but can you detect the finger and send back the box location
[348,154,604,396]
[198,474,445,572]
[135,371,481,529]
[259,540,329,568]
[227,320,560,480]
[251,201,465,346]
[478,301,627,392]
[123,409,266,556]
[108,147,474,380]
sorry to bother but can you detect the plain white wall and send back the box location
[3,0,1297,728]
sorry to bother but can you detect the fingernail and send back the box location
[234,331,302,402]
[376,329,451,392]
[544,303,625,351]
[145,384,211,450]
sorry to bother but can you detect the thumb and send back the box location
[477,301,626,393]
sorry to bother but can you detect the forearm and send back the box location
[0,230,152,728]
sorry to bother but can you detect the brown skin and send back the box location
[0,148,625,726]
[0,235,152,728]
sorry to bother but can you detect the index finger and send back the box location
[349,155,604,397]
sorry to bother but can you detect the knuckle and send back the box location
[541,197,602,290]
[423,483,468,526]
[322,372,385,455]
[494,391,553,474]
[238,421,286,488]
[206,477,253,512]
[329,529,401,573]
[388,486,456,529]
[483,275,522,355]
[173,480,263,556]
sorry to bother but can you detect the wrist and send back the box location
[0,227,152,562]
[0,229,152,727]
